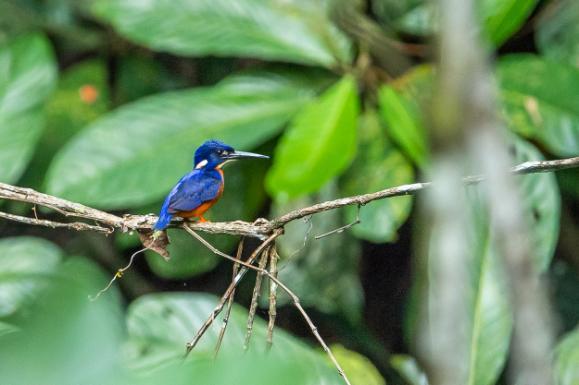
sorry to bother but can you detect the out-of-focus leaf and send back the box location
[497,54,579,156]
[342,111,414,243]
[379,86,427,168]
[145,161,268,278]
[551,261,579,332]
[46,71,321,209]
[0,321,18,338]
[482,0,538,45]
[92,0,352,68]
[554,326,579,385]
[0,33,56,183]
[0,257,124,385]
[20,59,109,190]
[273,184,363,324]
[372,0,537,45]
[390,355,428,385]
[510,135,560,271]
[536,0,579,68]
[125,292,343,384]
[267,75,359,200]
[330,345,385,385]
[0,236,62,317]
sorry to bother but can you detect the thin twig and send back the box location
[214,238,245,358]
[243,247,269,351]
[184,229,283,355]
[184,228,352,385]
[0,211,111,233]
[314,204,361,240]
[266,246,279,350]
[89,247,147,300]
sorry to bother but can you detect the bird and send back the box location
[153,140,269,233]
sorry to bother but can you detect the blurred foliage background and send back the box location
[0,0,578,384]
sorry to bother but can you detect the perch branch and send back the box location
[1,156,578,239]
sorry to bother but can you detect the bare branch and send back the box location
[0,211,112,233]
[244,248,269,350]
[1,157,578,241]
[266,246,279,349]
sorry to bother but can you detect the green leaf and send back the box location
[0,33,56,183]
[0,236,62,317]
[273,184,363,324]
[554,327,579,385]
[536,0,579,68]
[125,292,343,384]
[92,0,352,68]
[342,111,414,243]
[372,0,537,45]
[482,0,538,45]
[0,257,125,385]
[390,355,428,385]
[19,59,109,190]
[510,135,560,271]
[46,71,321,209]
[497,54,579,156]
[378,86,428,168]
[145,161,268,279]
[329,345,385,385]
[266,75,359,200]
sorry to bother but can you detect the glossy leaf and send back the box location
[379,86,427,168]
[92,0,352,68]
[554,327,579,385]
[125,292,343,384]
[273,184,363,324]
[266,75,359,200]
[498,54,579,156]
[342,111,414,243]
[372,0,538,45]
[390,355,429,385]
[536,0,579,68]
[19,59,109,190]
[330,345,385,385]
[0,33,56,183]
[46,71,321,208]
[0,237,62,317]
[145,161,268,278]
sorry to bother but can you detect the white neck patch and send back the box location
[195,159,208,169]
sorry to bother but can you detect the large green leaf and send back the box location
[390,355,428,385]
[554,327,579,385]
[125,292,343,384]
[0,33,56,183]
[19,59,109,190]
[266,75,359,200]
[0,236,62,317]
[342,111,414,243]
[497,54,579,156]
[92,0,352,68]
[46,71,322,209]
[536,0,579,68]
[372,0,537,45]
[0,257,125,385]
[272,184,363,324]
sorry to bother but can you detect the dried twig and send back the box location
[214,238,245,358]
[184,229,283,355]
[266,246,279,349]
[0,211,111,233]
[243,247,269,350]
[314,204,361,240]
[184,227,353,385]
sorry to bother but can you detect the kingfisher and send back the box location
[153,140,268,233]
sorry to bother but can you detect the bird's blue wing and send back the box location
[166,170,222,213]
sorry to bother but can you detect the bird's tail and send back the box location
[154,211,173,231]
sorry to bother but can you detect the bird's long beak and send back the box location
[226,150,269,160]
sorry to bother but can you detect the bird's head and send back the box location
[194,140,269,169]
